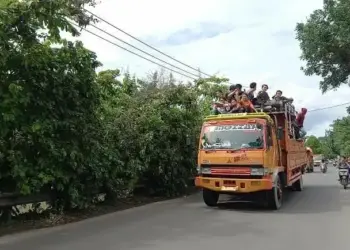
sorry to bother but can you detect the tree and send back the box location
[0,0,232,214]
[305,135,323,154]
[295,0,350,92]
[320,130,338,159]
[331,117,350,156]
[316,115,350,158]
[194,76,230,115]
[0,0,110,208]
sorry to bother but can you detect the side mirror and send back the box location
[277,127,283,140]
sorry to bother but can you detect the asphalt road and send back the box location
[1,165,349,250]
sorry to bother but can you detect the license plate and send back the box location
[221,186,238,191]
[341,176,347,179]
[223,180,236,187]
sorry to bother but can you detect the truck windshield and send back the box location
[201,123,264,150]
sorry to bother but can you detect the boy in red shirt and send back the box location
[296,108,307,127]
[295,108,307,138]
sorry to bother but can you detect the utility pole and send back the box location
[197,67,202,79]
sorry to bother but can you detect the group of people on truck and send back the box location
[212,82,293,114]
[213,82,257,114]
[212,82,308,139]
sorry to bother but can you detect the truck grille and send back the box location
[202,174,263,179]
[199,164,264,179]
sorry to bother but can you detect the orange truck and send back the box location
[195,108,308,210]
[305,147,314,173]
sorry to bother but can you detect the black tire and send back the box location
[202,189,219,207]
[267,175,283,210]
[340,178,348,187]
[293,175,303,191]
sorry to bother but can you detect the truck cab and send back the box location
[195,104,307,210]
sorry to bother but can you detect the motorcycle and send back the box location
[338,167,349,189]
[320,162,327,173]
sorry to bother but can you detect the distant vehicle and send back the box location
[320,162,327,173]
[338,166,349,189]
[313,154,323,167]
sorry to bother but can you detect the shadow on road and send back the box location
[215,184,350,214]
[280,184,348,214]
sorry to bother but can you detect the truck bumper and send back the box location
[195,176,273,193]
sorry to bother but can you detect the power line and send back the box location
[308,102,350,113]
[86,11,249,88]
[84,9,213,78]
[70,22,197,80]
[88,23,200,78]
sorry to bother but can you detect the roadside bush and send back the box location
[0,0,228,210]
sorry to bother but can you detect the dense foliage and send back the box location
[306,108,350,159]
[305,136,323,155]
[298,0,350,158]
[0,0,229,210]
[296,0,350,93]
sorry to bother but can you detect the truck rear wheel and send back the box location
[267,175,283,210]
[202,189,219,207]
[292,175,303,191]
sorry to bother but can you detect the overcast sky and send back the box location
[75,0,349,136]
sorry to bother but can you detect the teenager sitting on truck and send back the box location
[256,84,270,105]
[270,90,294,111]
[228,99,242,113]
[212,101,231,114]
[228,84,244,102]
[240,93,257,113]
[245,82,257,104]
[212,91,230,114]
[272,90,293,102]
[226,84,236,102]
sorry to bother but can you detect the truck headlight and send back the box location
[201,167,211,174]
[250,168,265,176]
[197,166,211,174]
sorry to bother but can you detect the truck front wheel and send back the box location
[267,175,283,210]
[202,189,219,207]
